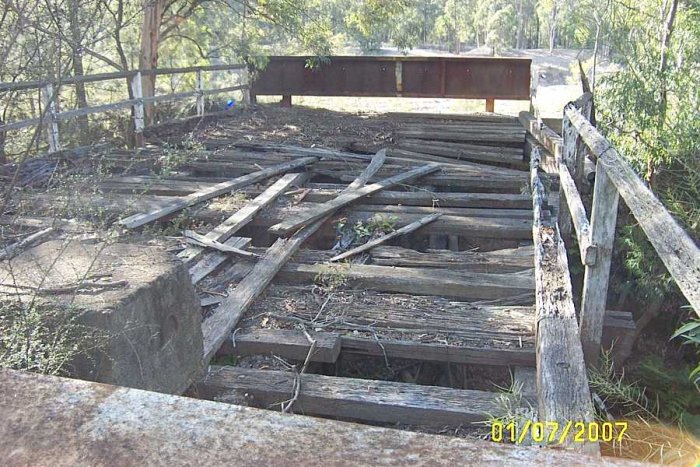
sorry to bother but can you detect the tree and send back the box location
[485,4,517,54]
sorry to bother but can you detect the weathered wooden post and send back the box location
[195,68,205,116]
[486,98,495,113]
[130,72,145,148]
[42,84,61,153]
[559,114,575,240]
[573,93,593,190]
[580,161,619,366]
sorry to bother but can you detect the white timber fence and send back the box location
[522,93,700,366]
[0,64,250,153]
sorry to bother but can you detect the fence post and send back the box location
[195,68,205,116]
[580,162,619,365]
[130,72,145,148]
[42,84,61,153]
[242,68,252,106]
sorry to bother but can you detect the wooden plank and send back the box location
[196,366,512,426]
[304,189,534,209]
[269,163,440,236]
[201,154,391,363]
[118,157,317,229]
[567,104,700,318]
[329,213,441,262]
[0,228,54,261]
[395,130,525,146]
[558,163,596,265]
[260,209,534,240]
[183,230,258,258]
[389,111,519,124]
[518,111,562,161]
[275,263,534,302]
[202,223,322,363]
[370,245,533,273]
[332,171,529,193]
[248,285,535,365]
[217,329,341,363]
[530,147,597,454]
[349,204,537,219]
[188,237,251,284]
[178,173,305,264]
[393,142,527,169]
[346,149,386,190]
[342,337,535,366]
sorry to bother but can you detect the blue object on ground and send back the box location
[227,99,235,108]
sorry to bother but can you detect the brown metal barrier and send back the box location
[250,56,531,110]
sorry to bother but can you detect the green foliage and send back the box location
[485,4,517,53]
[672,318,700,387]
[596,0,699,385]
[0,302,106,376]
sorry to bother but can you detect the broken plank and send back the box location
[200,151,395,361]
[195,366,513,426]
[346,149,386,190]
[179,173,306,264]
[183,230,258,258]
[275,263,534,302]
[217,329,342,363]
[189,237,251,284]
[118,157,317,229]
[370,245,534,273]
[330,213,441,262]
[201,221,324,363]
[269,163,440,236]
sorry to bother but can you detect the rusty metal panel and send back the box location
[251,56,531,100]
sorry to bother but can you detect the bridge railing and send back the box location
[0,64,249,153]
[522,94,700,366]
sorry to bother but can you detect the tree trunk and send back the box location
[516,0,524,49]
[69,0,89,144]
[650,0,679,185]
[591,20,601,94]
[140,0,165,126]
[0,119,6,164]
[548,2,558,54]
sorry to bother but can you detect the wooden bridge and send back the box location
[1,58,698,463]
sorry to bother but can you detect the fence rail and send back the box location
[0,64,249,152]
[522,94,700,365]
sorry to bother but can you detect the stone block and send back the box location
[0,240,203,393]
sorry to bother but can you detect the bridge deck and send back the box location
[2,108,634,450]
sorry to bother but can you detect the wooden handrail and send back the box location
[566,104,700,318]
[0,64,250,151]
[0,64,247,93]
